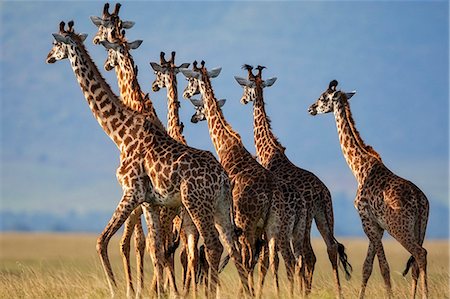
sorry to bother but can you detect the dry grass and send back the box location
[0,233,448,298]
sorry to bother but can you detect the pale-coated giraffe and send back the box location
[46,21,250,299]
[308,80,429,299]
[181,61,297,297]
[91,4,183,297]
[235,65,352,298]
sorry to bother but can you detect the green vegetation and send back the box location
[0,233,448,298]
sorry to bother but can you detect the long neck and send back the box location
[166,73,186,144]
[199,77,245,163]
[334,98,380,183]
[252,86,285,167]
[67,39,135,149]
[115,51,165,130]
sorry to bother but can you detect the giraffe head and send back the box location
[91,2,135,44]
[180,60,222,99]
[234,64,277,104]
[308,80,356,115]
[150,51,190,92]
[100,39,143,71]
[46,21,88,64]
[189,97,226,123]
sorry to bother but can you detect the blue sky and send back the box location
[1,0,448,228]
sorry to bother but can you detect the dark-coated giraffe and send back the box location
[235,65,352,298]
[46,21,250,299]
[150,51,206,296]
[181,61,297,297]
[308,80,429,299]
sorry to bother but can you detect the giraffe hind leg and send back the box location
[97,191,142,297]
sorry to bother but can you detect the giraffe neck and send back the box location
[114,51,165,130]
[252,86,285,167]
[165,72,186,144]
[66,37,137,149]
[198,76,250,173]
[334,98,380,184]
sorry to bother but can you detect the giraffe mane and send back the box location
[342,96,381,161]
[254,87,285,153]
[200,69,242,143]
[69,32,123,107]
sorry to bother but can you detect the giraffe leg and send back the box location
[213,189,253,297]
[292,208,307,296]
[120,214,136,298]
[97,191,142,297]
[314,209,343,299]
[255,243,269,299]
[303,220,316,297]
[263,225,280,298]
[183,217,199,298]
[181,191,222,299]
[391,229,428,299]
[357,205,386,299]
[358,241,376,299]
[119,207,140,298]
[133,209,145,299]
[141,204,165,299]
[410,262,419,299]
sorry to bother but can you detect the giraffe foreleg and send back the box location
[357,200,386,299]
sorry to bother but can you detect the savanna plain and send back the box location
[0,233,448,298]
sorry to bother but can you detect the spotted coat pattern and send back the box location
[236,67,352,298]
[46,23,248,299]
[182,62,297,297]
[308,81,429,299]
[151,52,204,295]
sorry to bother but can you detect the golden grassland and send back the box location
[0,233,448,298]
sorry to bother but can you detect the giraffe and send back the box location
[46,21,250,299]
[235,65,352,298]
[150,51,205,295]
[100,37,182,297]
[181,61,297,297]
[308,80,429,299]
[91,4,183,297]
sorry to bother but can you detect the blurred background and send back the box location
[1,1,448,238]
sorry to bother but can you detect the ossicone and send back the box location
[329,80,338,91]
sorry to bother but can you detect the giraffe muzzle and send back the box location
[308,105,318,116]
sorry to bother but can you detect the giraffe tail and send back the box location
[402,256,415,276]
[196,245,208,284]
[336,240,353,280]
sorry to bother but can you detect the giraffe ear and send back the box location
[174,63,190,74]
[234,76,253,88]
[180,69,200,79]
[217,99,226,107]
[189,98,204,107]
[345,91,356,100]
[150,62,163,72]
[207,67,222,78]
[262,77,277,88]
[79,33,88,42]
[90,16,103,27]
[121,21,135,29]
[178,63,190,69]
[52,33,69,44]
[128,40,143,49]
[100,40,119,50]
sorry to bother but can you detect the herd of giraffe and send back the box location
[45,3,430,299]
